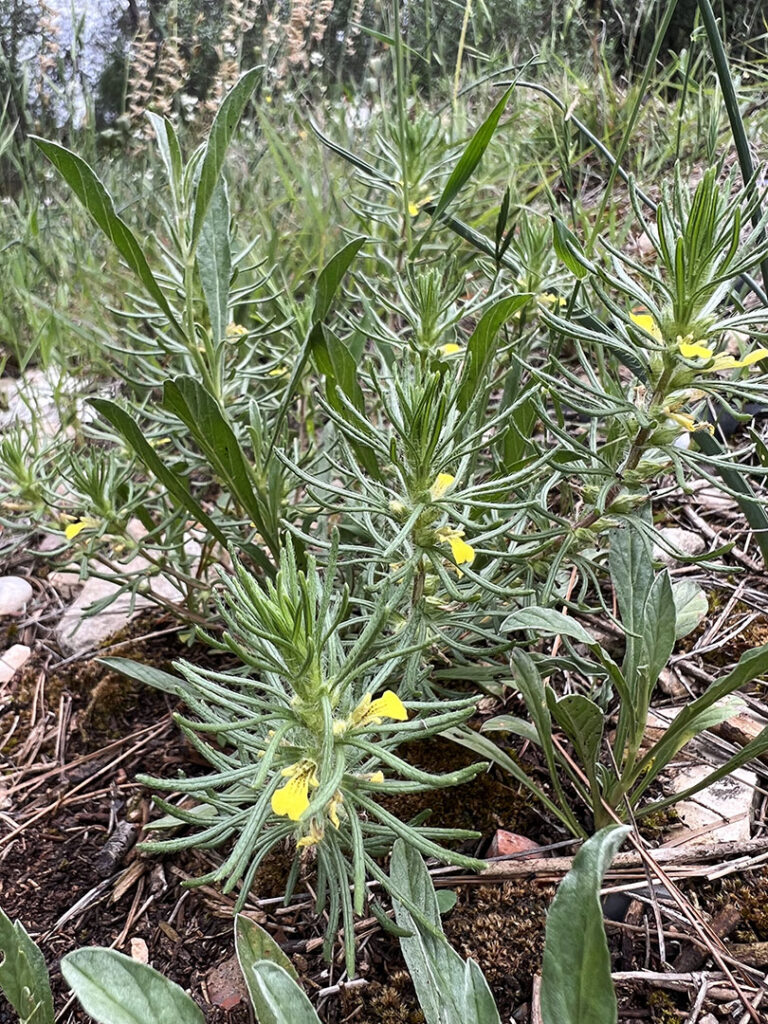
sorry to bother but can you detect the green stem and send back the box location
[392,0,413,253]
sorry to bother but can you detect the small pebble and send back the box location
[487,830,542,860]
[652,527,706,565]
[0,576,33,616]
[0,644,31,683]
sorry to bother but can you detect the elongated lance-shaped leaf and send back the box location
[190,66,260,248]
[456,294,530,413]
[162,375,279,559]
[541,825,630,1024]
[630,642,768,794]
[0,908,54,1024]
[90,397,227,548]
[391,840,501,1024]
[32,138,186,343]
[412,82,516,257]
[247,961,322,1024]
[697,0,768,295]
[61,947,204,1024]
[197,178,232,344]
[146,112,182,201]
[270,237,366,452]
[235,915,300,1017]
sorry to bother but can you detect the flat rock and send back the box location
[206,954,249,1010]
[667,764,755,844]
[652,527,706,564]
[0,644,32,683]
[0,576,33,616]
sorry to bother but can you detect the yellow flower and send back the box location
[665,411,714,435]
[437,343,462,356]
[536,292,567,308]
[365,771,385,784]
[677,335,713,360]
[629,311,663,341]
[327,791,343,829]
[64,516,100,540]
[268,366,288,377]
[435,525,476,567]
[226,322,248,339]
[704,348,768,372]
[350,690,408,728]
[429,473,455,500]
[271,759,319,821]
[297,820,324,848]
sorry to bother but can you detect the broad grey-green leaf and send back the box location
[97,657,190,698]
[312,236,367,323]
[457,294,531,413]
[197,178,231,344]
[190,67,260,247]
[161,376,277,562]
[147,112,182,196]
[551,217,595,278]
[541,825,630,1024]
[235,916,298,999]
[436,890,458,915]
[502,607,597,647]
[609,526,654,685]
[461,958,501,1024]
[248,961,321,1024]
[89,397,229,549]
[0,909,54,1024]
[641,570,677,690]
[61,947,204,1024]
[672,580,708,639]
[547,693,604,775]
[32,138,185,341]
[392,840,465,1024]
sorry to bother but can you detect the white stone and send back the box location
[54,525,202,653]
[0,576,33,615]
[653,526,706,564]
[667,763,755,843]
[0,644,31,683]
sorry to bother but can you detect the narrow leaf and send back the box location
[31,138,185,340]
[457,294,530,413]
[312,236,367,322]
[191,67,260,247]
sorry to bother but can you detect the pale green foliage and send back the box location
[484,525,768,831]
[541,826,630,1024]
[0,909,54,1024]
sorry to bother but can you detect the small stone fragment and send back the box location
[0,645,31,683]
[487,830,542,859]
[652,527,706,564]
[0,576,33,616]
[667,764,755,843]
[130,937,149,964]
[206,954,249,1010]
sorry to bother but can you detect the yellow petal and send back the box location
[708,347,768,371]
[367,771,385,784]
[327,792,343,828]
[448,535,476,566]
[64,517,99,540]
[629,312,662,341]
[437,343,462,356]
[367,690,408,722]
[429,473,455,500]
[297,820,324,847]
[678,338,713,360]
[537,292,567,307]
[226,322,248,338]
[408,202,419,217]
[351,690,408,727]
[271,774,310,820]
